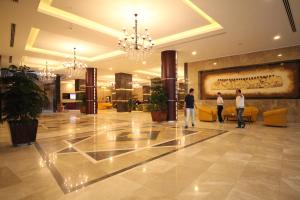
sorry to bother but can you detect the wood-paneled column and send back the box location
[86,68,97,114]
[75,79,85,91]
[184,62,189,94]
[53,75,60,112]
[161,50,177,121]
[115,73,132,112]
[142,85,150,102]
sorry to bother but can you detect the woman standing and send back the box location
[217,92,224,123]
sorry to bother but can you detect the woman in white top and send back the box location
[217,92,224,123]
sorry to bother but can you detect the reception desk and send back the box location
[62,100,82,110]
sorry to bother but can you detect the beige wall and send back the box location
[61,82,112,103]
[60,81,75,102]
[188,45,300,122]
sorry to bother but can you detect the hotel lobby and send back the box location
[0,0,300,200]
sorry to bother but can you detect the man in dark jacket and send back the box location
[184,88,196,128]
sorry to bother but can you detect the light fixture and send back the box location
[192,51,197,55]
[38,61,56,82]
[273,35,281,40]
[278,54,282,57]
[63,47,87,78]
[142,61,147,65]
[194,185,199,192]
[213,62,217,66]
[118,13,154,60]
[109,67,113,71]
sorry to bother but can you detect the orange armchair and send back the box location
[263,108,288,127]
[244,106,259,122]
[98,103,113,110]
[198,105,217,122]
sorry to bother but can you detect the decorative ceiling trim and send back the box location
[38,0,122,38]
[26,0,223,61]
[134,70,161,77]
[25,27,125,62]
[21,56,66,70]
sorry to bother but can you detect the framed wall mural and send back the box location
[199,61,300,99]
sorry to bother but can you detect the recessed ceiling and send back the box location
[52,0,211,39]
[34,29,114,57]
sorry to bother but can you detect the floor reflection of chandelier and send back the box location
[38,61,56,82]
[63,47,87,78]
[118,13,154,60]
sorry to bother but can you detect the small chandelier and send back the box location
[38,61,56,82]
[63,47,87,78]
[118,13,154,59]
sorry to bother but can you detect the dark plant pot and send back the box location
[80,106,86,114]
[8,119,38,146]
[151,111,167,122]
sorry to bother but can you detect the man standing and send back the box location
[217,92,224,123]
[184,88,196,128]
[236,89,245,128]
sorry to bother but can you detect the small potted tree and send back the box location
[149,85,168,122]
[1,65,48,146]
[127,99,133,112]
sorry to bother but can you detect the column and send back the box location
[115,73,132,112]
[178,82,185,109]
[75,79,85,91]
[53,75,60,112]
[86,68,97,114]
[0,67,2,120]
[142,85,150,103]
[184,63,189,94]
[161,50,177,121]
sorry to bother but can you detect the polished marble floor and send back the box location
[0,110,300,200]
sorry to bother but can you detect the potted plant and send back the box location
[128,99,133,112]
[149,85,168,122]
[1,65,48,146]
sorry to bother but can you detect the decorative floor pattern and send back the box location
[35,121,227,193]
[1,110,300,200]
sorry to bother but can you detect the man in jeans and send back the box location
[236,89,245,128]
[184,88,196,128]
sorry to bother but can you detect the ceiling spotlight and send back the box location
[109,67,113,70]
[278,54,282,57]
[142,61,147,65]
[273,35,281,40]
[192,51,197,55]
[213,62,217,66]
[194,185,199,192]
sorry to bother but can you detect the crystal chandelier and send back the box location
[63,47,87,78]
[38,61,56,82]
[118,13,154,60]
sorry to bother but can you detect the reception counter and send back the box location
[62,100,82,110]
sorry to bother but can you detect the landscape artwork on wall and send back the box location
[199,61,300,99]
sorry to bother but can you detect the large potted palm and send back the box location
[1,65,48,146]
[149,85,168,122]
